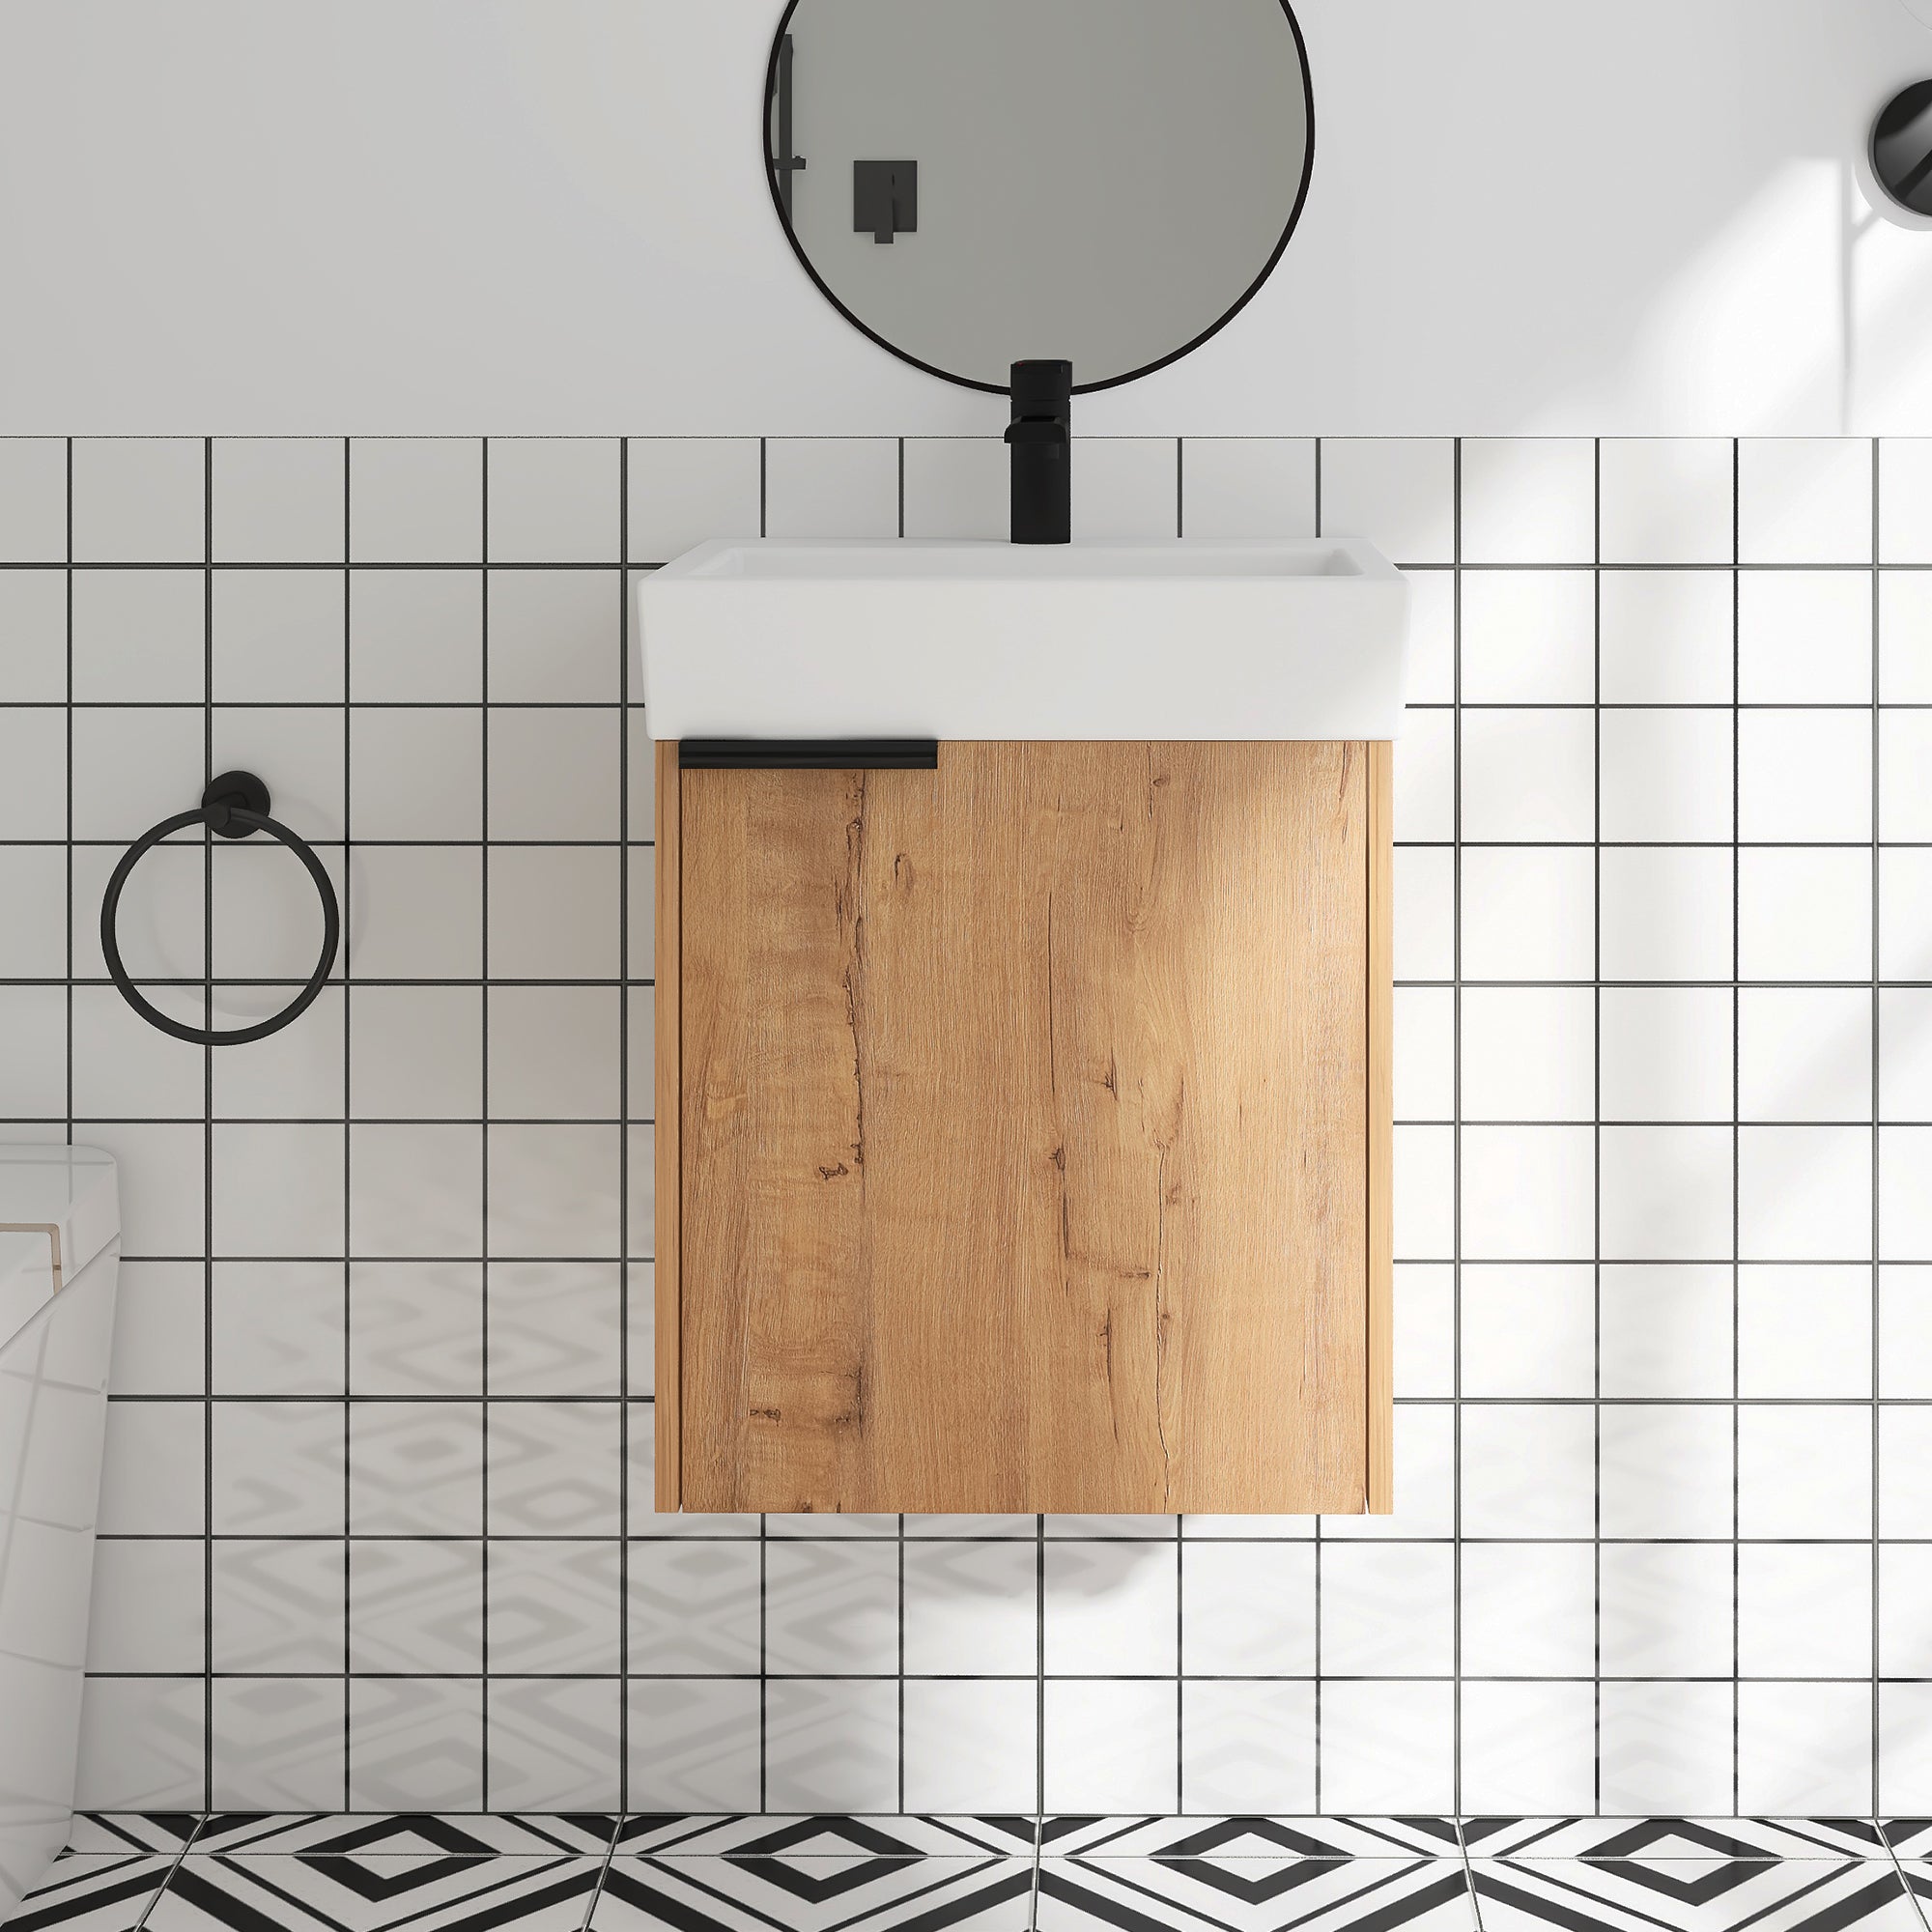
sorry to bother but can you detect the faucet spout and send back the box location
[1005,358,1071,545]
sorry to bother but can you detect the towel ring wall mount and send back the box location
[100,770,341,1047]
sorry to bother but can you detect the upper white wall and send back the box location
[6,0,1932,435]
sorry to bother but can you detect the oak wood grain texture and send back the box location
[678,742,1371,1515]
[654,740,683,1512]
[1365,740,1395,1514]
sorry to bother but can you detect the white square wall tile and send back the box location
[1461,845,1597,981]
[1460,1543,1597,1676]
[1741,1264,1873,1398]
[1180,1680,1316,1815]
[0,438,68,559]
[1393,984,1454,1121]
[76,1680,208,1811]
[1461,1264,1595,1399]
[1600,1403,1734,1538]
[1179,1541,1315,1673]
[1741,987,1872,1122]
[1738,1124,1872,1261]
[1393,1123,1454,1260]
[1460,986,1595,1121]
[212,1122,344,1257]
[1601,570,1735,702]
[625,1678,760,1812]
[0,568,66,700]
[903,1679,1038,1814]
[764,438,897,538]
[1882,439,1932,562]
[347,848,481,980]
[1043,1680,1178,1813]
[1460,1404,1597,1538]
[1071,439,1178,540]
[212,439,345,562]
[348,1122,483,1259]
[1742,848,1872,981]
[1459,438,1594,563]
[1884,988,1932,1121]
[1739,438,1873,563]
[1317,1681,1454,1814]
[86,1539,205,1673]
[71,568,204,702]
[627,439,762,558]
[1600,439,1735,563]
[488,568,620,703]
[1883,1126,1932,1260]
[1738,570,1873,702]
[1320,1544,1454,1675]
[350,1399,483,1535]
[1884,848,1932,981]
[1598,1682,1734,1814]
[1883,1406,1932,1534]
[487,708,619,841]
[349,985,483,1120]
[1737,1545,1872,1677]
[212,1537,347,1673]
[1599,708,1734,843]
[1600,846,1735,981]
[1882,571,1932,700]
[1739,1683,1874,1816]
[1395,1264,1456,1398]
[1739,710,1872,843]
[903,1540,1037,1674]
[1180,438,1315,538]
[1462,1124,1595,1260]
[210,1401,346,1535]
[1043,1541,1177,1674]
[1459,570,1596,702]
[349,568,482,701]
[213,569,346,702]
[1600,1543,1736,1674]
[1601,1264,1734,1397]
[350,707,480,841]
[763,1678,898,1813]
[347,1679,484,1812]
[0,984,68,1118]
[485,438,619,561]
[1402,570,1457,703]
[1882,1267,1932,1398]
[1600,986,1734,1122]
[211,1679,347,1810]
[900,439,1007,540]
[1882,710,1932,841]
[1461,1682,1597,1816]
[1461,707,1595,841]
[1882,1547,1932,1674]
[1393,846,1456,980]
[486,847,620,980]
[1393,705,1454,841]
[71,439,205,561]
[484,1678,619,1811]
[1600,1123,1733,1260]
[486,1123,622,1258]
[211,1262,344,1396]
[487,984,621,1121]
[1319,439,1454,562]
[764,1539,899,1674]
[349,440,482,562]
[1329,1403,1457,1539]
[1738,1404,1872,1538]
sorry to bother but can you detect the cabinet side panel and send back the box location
[1366,739,1394,1514]
[654,740,682,1511]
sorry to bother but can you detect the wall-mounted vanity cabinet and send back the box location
[653,728,1393,1518]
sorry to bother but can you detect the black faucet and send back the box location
[1005,358,1071,544]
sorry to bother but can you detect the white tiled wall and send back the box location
[7,435,1932,1816]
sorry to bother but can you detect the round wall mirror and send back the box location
[764,0,1315,394]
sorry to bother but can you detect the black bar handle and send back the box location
[100,771,341,1048]
[680,738,938,771]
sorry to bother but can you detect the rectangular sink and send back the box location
[639,538,1410,741]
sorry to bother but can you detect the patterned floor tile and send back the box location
[63,1816,205,1856]
[1881,1821,1932,1857]
[1037,1856,1479,1930]
[1462,1818,1890,1861]
[1469,1858,1921,1930]
[1051,1817,1467,1860]
[7,1854,176,1930]
[185,1813,617,1857]
[591,1855,1036,1928]
[635,1815,1036,1859]
[142,1853,604,1929]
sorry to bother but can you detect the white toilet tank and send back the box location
[0,1148,119,1920]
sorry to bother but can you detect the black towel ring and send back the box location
[100,770,341,1047]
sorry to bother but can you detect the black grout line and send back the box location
[339,432,354,1810]
[1871,435,1885,1822]
[200,432,214,1811]
[1591,435,1604,1818]
[616,432,632,1817]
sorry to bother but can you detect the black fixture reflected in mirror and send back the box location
[1873,80,1932,215]
[763,0,1315,396]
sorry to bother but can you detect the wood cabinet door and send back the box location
[658,741,1390,1516]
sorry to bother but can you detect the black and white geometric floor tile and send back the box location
[1467,1857,1923,1931]
[19,1815,1932,1932]
[5,1855,175,1932]
[1461,1817,1893,1861]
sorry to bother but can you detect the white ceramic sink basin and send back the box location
[639,538,1410,741]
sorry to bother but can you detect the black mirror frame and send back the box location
[760,0,1317,396]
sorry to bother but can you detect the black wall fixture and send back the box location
[100,770,340,1047]
[853,159,917,242]
[1873,81,1932,215]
